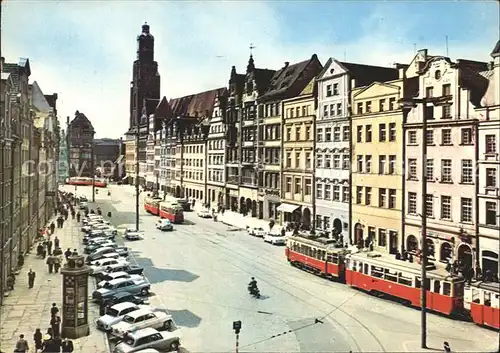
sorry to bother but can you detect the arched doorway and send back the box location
[482,250,499,277]
[457,243,473,268]
[175,186,181,198]
[333,218,342,236]
[406,235,419,252]
[440,242,453,263]
[251,200,257,217]
[302,208,311,230]
[239,197,245,214]
[425,238,435,259]
[292,208,302,223]
[355,223,363,247]
[245,198,252,216]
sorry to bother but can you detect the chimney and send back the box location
[488,61,494,71]
[417,49,428,59]
[284,62,290,68]
[351,78,356,89]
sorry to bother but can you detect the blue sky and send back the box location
[2,0,498,138]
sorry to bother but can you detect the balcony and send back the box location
[227,175,239,184]
[243,140,256,148]
[241,176,257,186]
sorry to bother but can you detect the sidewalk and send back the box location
[0,213,108,353]
[217,209,282,232]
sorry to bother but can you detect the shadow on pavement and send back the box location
[131,252,200,284]
[168,309,202,328]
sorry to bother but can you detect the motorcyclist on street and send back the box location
[248,277,259,297]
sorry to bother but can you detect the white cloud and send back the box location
[1,1,497,138]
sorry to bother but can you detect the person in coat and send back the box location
[61,337,74,352]
[28,269,36,289]
[33,328,43,351]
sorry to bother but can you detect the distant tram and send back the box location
[285,235,349,281]
[159,202,184,224]
[144,197,162,216]
[465,281,500,329]
[67,177,107,188]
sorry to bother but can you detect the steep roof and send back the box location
[491,40,500,57]
[44,94,58,109]
[259,54,322,101]
[2,58,31,92]
[69,111,94,132]
[457,60,489,107]
[155,96,173,119]
[253,68,276,93]
[169,87,226,118]
[338,61,399,86]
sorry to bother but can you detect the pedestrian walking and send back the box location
[50,222,55,234]
[54,256,62,273]
[53,247,63,256]
[443,341,451,352]
[76,213,81,222]
[61,337,74,352]
[28,269,36,288]
[46,254,55,273]
[33,328,43,351]
[14,334,29,353]
[47,239,53,255]
[6,273,15,291]
[64,248,72,259]
[51,315,61,338]
[52,335,62,352]
[72,249,78,256]
[51,303,59,317]
[54,236,60,248]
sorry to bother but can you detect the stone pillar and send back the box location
[61,255,91,338]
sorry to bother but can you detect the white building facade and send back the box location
[145,114,156,189]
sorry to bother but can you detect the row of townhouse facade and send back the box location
[128,41,499,277]
[1,57,60,304]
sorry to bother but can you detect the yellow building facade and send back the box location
[351,72,414,254]
[124,138,136,184]
[280,79,316,228]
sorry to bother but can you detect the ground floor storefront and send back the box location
[315,204,350,243]
[478,235,499,277]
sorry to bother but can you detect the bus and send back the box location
[159,202,184,224]
[144,197,162,216]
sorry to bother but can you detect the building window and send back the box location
[485,135,497,153]
[379,123,386,142]
[461,198,473,223]
[326,84,332,97]
[426,130,434,145]
[342,155,350,170]
[441,159,452,182]
[286,152,292,168]
[294,178,301,194]
[442,84,451,96]
[441,195,451,220]
[316,154,323,168]
[324,154,332,168]
[365,125,372,142]
[426,87,434,98]
[357,155,363,173]
[365,187,372,205]
[408,192,417,214]
[316,183,323,199]
[316,128,323,142]
[388,189,396,209]
[379,155,386,175]
[366,101,372,113]
[305,179,312,196]
[306,126,311,140]
[333,154,340,169]
[295,152,301,168]
[357,102,363,114]
[486,168,497,187]
[342,186,349,202]
[379,188,387,207]
[408,159,417,180]
[441,129,452,145]
[325,128,332,141]
[330,104,335,116]
[336,103,342,116]
[485,202,498,225]
[356,186,363,204]
[286,127,292,141]
[388,155,396,175]
[333,83,339,95]
[357,126,363,143]
[295,126,301,141]
[442,105,451,119]
[324,184,332,200]
[286,177,292,192]
[426,159,434,180]
[365,155,372,173]
[379,99,385,112]
[305,152,312,169]
[422,195,434,223]
[461,128,473,145]
[461,159,473,184]
[333,185,340,201]
[378,229,387,247]
[388,123,396,141]
[389,97,396,110]
[343,126,350,141]
[333,127,341,142]
[323,105,328,118]
[408,130,417,144]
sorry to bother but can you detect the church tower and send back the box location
[129,23,161,130]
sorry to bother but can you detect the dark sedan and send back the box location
[103,291,148,307]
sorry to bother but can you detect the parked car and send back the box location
[97,264,144,280]
[96,302,148,332]
[247,227,266,237]
[97,272,145,288]
[197,209,212,218]
[113,327,181,353]
[264,231,286,245]
[87,247,127,263]
[103,292,148,308]
[90,259,130,276]
[79,201,88,210]
[155,219,173,231]
[125,229,142,241]
[85,241,115,254]
[111,308,176,338]
[92,278,151,301]
[88,252,125,265]
[88,243,128,256]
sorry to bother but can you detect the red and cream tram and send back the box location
[67,177,107,188]
[345,251,465,316]
[464,281,500,329]
[144,196,162,216]
[285,235,349,281]
[159,202,184,224]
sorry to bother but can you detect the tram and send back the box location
[464,281,500,329]
[67,177,107,188]
[345,251,465,316]
[144,196,162,216]
[159,202,184,223]
[285,235,349,281]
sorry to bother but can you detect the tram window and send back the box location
[364,264,369,274]
[424,279,431,290]
[433,280,441,294]
[312,248,317,259]
[321,250,326,261]
[416,277,421,288]
[454,282,464,297]
[352,261,357,272]
[472,289,480,304]
[358,262,363,273]
[398,273,413,287]
[442,282,451,296]
[484,292,491,307]
[328,253,338,264]
[384,269,398,282]
[371,266,384,278]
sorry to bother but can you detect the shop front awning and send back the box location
[277,203,300,213]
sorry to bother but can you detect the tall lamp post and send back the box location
[400,96,448,349]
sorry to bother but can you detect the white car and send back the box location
[113,328,181,353]
[96,302,149,332]
[97,272,145,288]
[264,231,286,245]
[155,219,173,231]
[79,201,88,209]
[110,308,175,338]
[90,258,130,276]
[247,227,266,237]
[197,209,212,218]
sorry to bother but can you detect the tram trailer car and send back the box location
[465,282,500,330]
[285,236,348,281]
[67,177,108,188]
[144,197,161,216]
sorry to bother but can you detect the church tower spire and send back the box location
[137,22,155,62]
